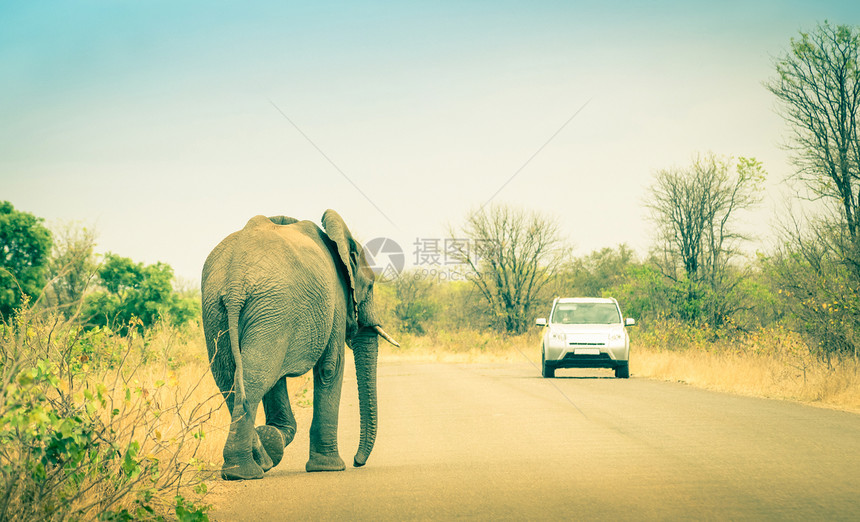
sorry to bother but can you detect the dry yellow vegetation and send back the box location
[379,329,539,363]
[632,325,860,413]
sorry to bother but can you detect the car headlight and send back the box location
[609,329,625,342]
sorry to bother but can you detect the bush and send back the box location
[631,317,718,352]
[764,245,860,361]
[0,303,217,521]
[392,271,438,335]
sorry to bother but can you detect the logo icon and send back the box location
[362,237,405,282]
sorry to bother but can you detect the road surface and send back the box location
[211,360,860,520]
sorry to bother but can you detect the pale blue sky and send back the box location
[2,1,859,282]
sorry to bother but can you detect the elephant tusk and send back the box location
[374,326,400,348]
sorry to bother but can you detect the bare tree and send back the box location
[647,153,765,324]
[766,22,860,264]
[450,204,567,334]
[42,222,98,315]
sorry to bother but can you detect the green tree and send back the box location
[647,154,765,326]
[609,263,663,321]
[85,254,199,334]
[0,201,52,319]
[553,244,638,298]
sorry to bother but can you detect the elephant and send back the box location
[201,210,399,480]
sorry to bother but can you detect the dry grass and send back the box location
[380,329,541,363]
[632,325,860,413]
[121,323,226,465]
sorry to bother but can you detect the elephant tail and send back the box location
[226,300,251,420]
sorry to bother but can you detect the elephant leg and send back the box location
[220,359,275,480]
[251,416,275,473]
[257,377,296,467]
[306,343,346,472]
[222,394,267,480]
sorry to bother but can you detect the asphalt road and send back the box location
[212,360,860,521]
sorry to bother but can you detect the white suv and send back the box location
[536,297,635,378]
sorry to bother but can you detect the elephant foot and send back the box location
[281,425,297,447]
[253,438,274,472]
[256,425,286,467]
[306,452,345,472]
[221,457,264,481]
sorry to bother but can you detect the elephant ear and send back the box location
[321,209,360,325]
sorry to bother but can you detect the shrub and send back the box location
[0,303,217,521]
[764,227,860,360]
[392,271,438,335]
[631,317,718,352]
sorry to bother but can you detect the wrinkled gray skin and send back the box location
[201,210,396,480]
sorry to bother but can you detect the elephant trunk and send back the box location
[353,329,379,467]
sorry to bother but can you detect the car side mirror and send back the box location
[625,317,636,327]
[535,318,547,327]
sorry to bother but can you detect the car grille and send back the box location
[562,352,612,362]
[568,342,605,346]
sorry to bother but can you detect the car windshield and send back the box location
[551,302,620,324]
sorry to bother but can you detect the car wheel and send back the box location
[614,363,629,379]
[541,348,555,378]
